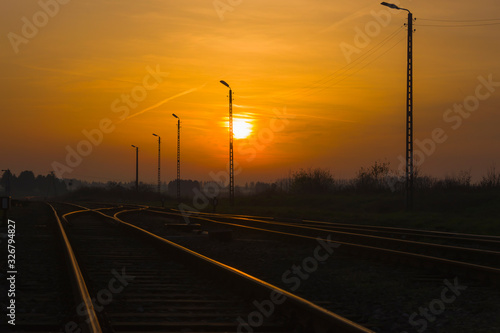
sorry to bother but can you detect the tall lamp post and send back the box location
[220,80,234,206]
[131,145,139,191]
[172,114,181,203]
[152,134,161,194]
[381,2,414,210]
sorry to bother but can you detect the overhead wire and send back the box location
[416,17,500,27]
[298,35,406,99]
[281,15,500,101]
[417,22,500,27]
[275,25,406,100]
[418,18,500,22]
[301,25,404,91]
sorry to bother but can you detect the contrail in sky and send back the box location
[122,83,207,121]
[21,62,207,122]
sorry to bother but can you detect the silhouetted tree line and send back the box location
[64,182,160,202]
[284,162,500,195]
[0,170,67,197]
[167,179,200,197]
[63,179,204,202]
[2,163,499,200]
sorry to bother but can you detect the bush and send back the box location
[434,169,472,190]
[480,165,500,188]
[290,168,334,194]
[355,161,392,191]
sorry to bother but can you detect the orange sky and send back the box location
[1,0,499,185]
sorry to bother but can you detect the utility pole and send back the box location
[172,114,181,203]
[131,145,139,191]
[153,134,161,194]
[158,136,161,194]
[381,2,414,210]
[229,88,234,206]
[220,80,234,206]
[406,10,414,210]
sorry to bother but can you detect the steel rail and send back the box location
[47,203,102,333]
[63,205,374,333]
[166,209,500,261]
[300,219,500,242]
[172,208,500,243]
[147,209,500,283]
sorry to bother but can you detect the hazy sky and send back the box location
[1,0,499,185]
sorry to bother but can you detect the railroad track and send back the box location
[1,202,74,332]
[282,217,500,249]
[132,207,500,284]
[188,211,500,256]
[168,211,500,248]
[49,202,372,332]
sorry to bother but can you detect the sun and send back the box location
[232,118,253,139]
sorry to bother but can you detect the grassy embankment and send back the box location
[167,189,500,236]
[53,184,500,236]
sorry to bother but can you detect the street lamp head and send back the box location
[152,133,158,137]
[381,2,410,12]
[220,80,230,89]
[172,113,179,119]
[131,145,137,148]
[381,2,400,9]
